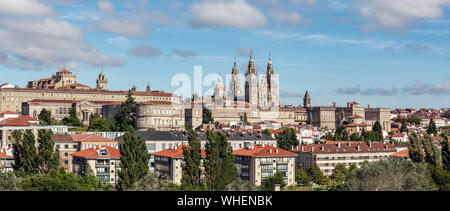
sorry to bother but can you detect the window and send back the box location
[65,153,68,157]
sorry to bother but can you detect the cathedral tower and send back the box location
[245,54,258,106]
[96,71,108,90]
[303,90,311,108]
[266,56,279,107]
[228,58,242,102]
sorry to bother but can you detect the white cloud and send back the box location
[0,0,56,17]
[356,0,450,31]
[190,0,267,29]
[98,15,149,38]
[106,36,131,46]
[98,0,114,13]
[0,18,124,70]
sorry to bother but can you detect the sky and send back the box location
[0,0,449,109]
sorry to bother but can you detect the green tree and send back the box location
[38,109,52,126]
[275,128,299,151]
[349,133,359,141]
[88,113,111,132]
[262,172,286,191]
[427,118,438,136]
[262,129,272,137]
[330,164,349,185]
[243,112,248,124]
[422,134,441,167]
[407,114,421,125]
[11,130,38,175]
[117,128,150,191]
[131,173,165,191]
[225,179,259,191]
[63,107,82,127]
[307,165,330,186]
[204,130,237,191]
[400,119,408,133]
[112,90,137,132]
[341,158,436,191]
[408,133,424,163]
[0,166,21,191]
[36,129,60,173]
[21,169,113,191]
[181,130,202,189]
[427,165,450,191]
[440,132,450,171]
[295,168,311,186]
[372,121,384,142]
[202,106,213,124]
[349,163,358,172]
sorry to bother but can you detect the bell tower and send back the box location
[96,71,108,90]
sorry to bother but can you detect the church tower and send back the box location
[266,56,279,107]
[96,71,108,90]
[146,82,151,92]
[214,76,225,100]
[303,90,311,108]
[228,58,242,102]
[245,54,258,106]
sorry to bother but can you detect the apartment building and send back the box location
[71,145,121,185]
[53,134,118,172]
[153,145,206,185]
[233,144,297,187]
[293,142,397,176]
[119,130,277,173]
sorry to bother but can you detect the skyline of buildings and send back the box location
[0,0,449,109]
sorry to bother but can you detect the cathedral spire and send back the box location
[146,82,151,92]
[247,51,256,75]
[267,54,274,75]
[232,58,239,75]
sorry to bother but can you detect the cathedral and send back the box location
[214,55,280,109]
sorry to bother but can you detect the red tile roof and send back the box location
[53,134,117,143]
[58,69,71,73]
[392,133,406,137]
[70,145,121,159]
[390,149,409,158]
[2,110,19,115]
[233,144,297,157]
[0,146,13,158]
[153,145,206,158]
[348,115,363,119]
[0,116,39,126]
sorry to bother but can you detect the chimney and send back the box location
[296,146,299,151]
[337,142,341,148]
[311,146,314,152]
[269,149,272,153]
[357,145,361,151]
[321,146,324,151]
[301,146,304,152]
[348,142,351,147]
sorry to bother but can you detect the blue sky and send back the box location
[0,0,449,109]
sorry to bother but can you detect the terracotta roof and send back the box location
[140,100,173,105]
[1,110,19,115]
[390,149,409,158]
[392,133,406,137]
[0,116,39,126]
[53,134,117,143]
[0,146,13,158]
[153,145,206,158]
[28,99,80,104]
[233,144,297,157]
[293,142,396,154]
[0,87,177,97]
[348,115,363,119]
[58,69,71,73]
[60,83,90,88]
[71,145,121,159]
[37,78,52,82]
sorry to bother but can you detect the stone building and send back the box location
[134,100,185,131]
[365,107,391,131]
[233,144,297,186]
[310,106,337,130]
